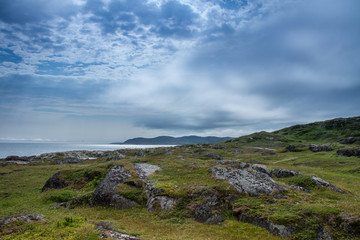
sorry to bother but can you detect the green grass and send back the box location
[1,122,360,239]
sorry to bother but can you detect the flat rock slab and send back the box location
[211,164,286,196]
[134,163,162,180]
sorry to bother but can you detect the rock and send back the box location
[146,196,181,212]
[337,149,360,157]
[41,171,68,192]
[135,163,162,179]
[338,213,360,237]
[317,225,333,240]
[194,192,223,225]
[271,169,300,178]
[94,221,143,240]
[288,185,312,193]
[309,144,333,152]
[50,202,68,208]
[106,154,125,161]
[205,153,223,160]
[340,137,357,144]
[0,213,46,226]
[91,166,138,208]
[54,157,83,165]
[286,144,306,152]
[252,164,271,176]
[211,164,286,196]
[311,176,346,193]
[238,213,295,238]
[135,150,145,157]
[134,163,180,212]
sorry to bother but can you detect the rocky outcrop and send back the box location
[194,191,223,225]
[134,163,180,212]
[317,225,333,240]
[0,213,46,226]
[311,176,346,194]
[340,137,357,144]
[309,144,333,152]
[271,169,300,178]
[238,213,295,238]
[205,153,223,160]
[54,157,83,165]
[106,154,125,161]
[337,149,360,157]
[211,163,286,196]
[41,171,68,192]
[91,166,138,208]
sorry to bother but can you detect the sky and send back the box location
[0,0,359,143]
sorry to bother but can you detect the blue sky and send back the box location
[0,0,359,142]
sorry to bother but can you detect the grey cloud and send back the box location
[0,0,78,24]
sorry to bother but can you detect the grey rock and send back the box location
[311,176,346,193]
[309,144,333,152]
[239,213,294,238]
[41,171,68,192]
[317,225,333,240]
[91,166,138,208]
[50,202,68,208]
[94,222,143,240]
[337,149,360,157]
[194,192,223,225]
[271,169,300,178]
[211,164,286,196]
[340,137,357,145]
[0,213,46,226]
[135,163,162,180]
[106,154,125,161]
[135,150,145,157]
[205,153,223,160]
[146,196,181,212]
[134,163,180,213]
[288,185,312,193]
[54,157,83,165]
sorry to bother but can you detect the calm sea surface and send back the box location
[0,142,173,158]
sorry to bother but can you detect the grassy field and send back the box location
[1,117,360,239]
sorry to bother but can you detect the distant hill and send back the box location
[226,116,360,147]
[112,135,232,145]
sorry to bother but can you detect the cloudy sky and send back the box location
[0,0,359,142]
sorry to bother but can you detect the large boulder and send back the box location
[211,163,286,196]
[309,144,333,152]
[41,171,68,192]
[337,149,360,157]
[91,166,138,208]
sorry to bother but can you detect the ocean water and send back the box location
[0,142,173,158]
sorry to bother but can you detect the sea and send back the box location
[0,142,173,159]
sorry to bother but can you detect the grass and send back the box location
[1,117,360,239]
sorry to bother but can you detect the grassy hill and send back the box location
[1,116,360,240]
[226,116,360,147]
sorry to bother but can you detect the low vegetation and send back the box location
[1,116,360,239]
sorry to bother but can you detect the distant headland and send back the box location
[111,135,232,145]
